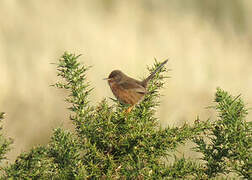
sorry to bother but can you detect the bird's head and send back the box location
[104,70,124,83]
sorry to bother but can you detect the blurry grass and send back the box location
[0,0,251,161]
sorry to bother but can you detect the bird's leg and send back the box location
[125,105,134,113]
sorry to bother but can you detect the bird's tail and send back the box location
[142,59,168,86]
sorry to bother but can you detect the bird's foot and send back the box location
[125,105,134,114]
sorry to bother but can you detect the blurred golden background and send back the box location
[0,0,251,161]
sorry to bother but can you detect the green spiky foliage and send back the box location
[193,88,252,179]
[2,52,251,179]
[0,113,12,170]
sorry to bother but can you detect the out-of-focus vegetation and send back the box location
[0,0,251,161]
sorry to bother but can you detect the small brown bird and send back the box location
[105,59,168,113]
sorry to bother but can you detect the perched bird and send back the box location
[105,59,168,113]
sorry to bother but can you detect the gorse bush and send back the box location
[0,52,251,179]
[193,88,251,179]
[0,113,12,165]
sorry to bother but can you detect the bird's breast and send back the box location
[108,82,145,105]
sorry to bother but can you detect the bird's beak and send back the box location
[103,78,110,80]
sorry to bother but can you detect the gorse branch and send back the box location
[0,113,12,165]
[193,88,251,179]
[53,52,93,138]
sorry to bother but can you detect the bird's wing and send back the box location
[118,80,146,94]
